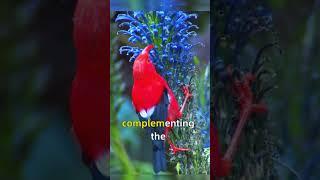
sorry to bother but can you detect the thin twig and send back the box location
[271,157,302,180]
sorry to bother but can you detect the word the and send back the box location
[151,132,165,140]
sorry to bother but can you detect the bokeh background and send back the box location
[0,0,319,179]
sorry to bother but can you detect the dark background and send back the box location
[0,0,90,179]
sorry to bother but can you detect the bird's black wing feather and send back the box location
[137,90,169,173]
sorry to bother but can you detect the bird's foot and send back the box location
[182,85,192,100]
[165,130,189,154]
[169,143,190,155]
[180,85,192,114]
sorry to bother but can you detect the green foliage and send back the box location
[168,61,210,175]
[110,22,136,175]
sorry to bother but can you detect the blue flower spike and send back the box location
[115,11,203,79]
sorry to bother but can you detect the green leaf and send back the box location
[193,56,200,65]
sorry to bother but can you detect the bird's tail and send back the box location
[152,140,167,173]
[83,153,109,180]
[89,163,109,180]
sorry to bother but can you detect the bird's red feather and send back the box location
[71,0,108,162]
[131,45,181,122]
[211,123,231,177]
[132,45,165,112]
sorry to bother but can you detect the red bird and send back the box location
[70,0,108,180]
[131,45,192,173]
[211,123,231,177]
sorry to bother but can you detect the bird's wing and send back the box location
[137,89,169,139]
[137,90,169,173]
[131,76,165,113]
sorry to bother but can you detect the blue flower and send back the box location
[115,11,203,83]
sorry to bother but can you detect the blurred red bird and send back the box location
[211,123,231,177]
[131,45,192,173]
[70,0,108,180]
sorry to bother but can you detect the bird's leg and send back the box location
[223,102,267,161]
[223,108,251,161]
[223,72,268,162]
[179,85,192,114]
[164,126,190,154]
[163,85,192,154]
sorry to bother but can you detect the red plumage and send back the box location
[131,45,169,173]
[70,0,108,163]
[131,45,181,122]
[211,123,231,177]
[131,45,190,173]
